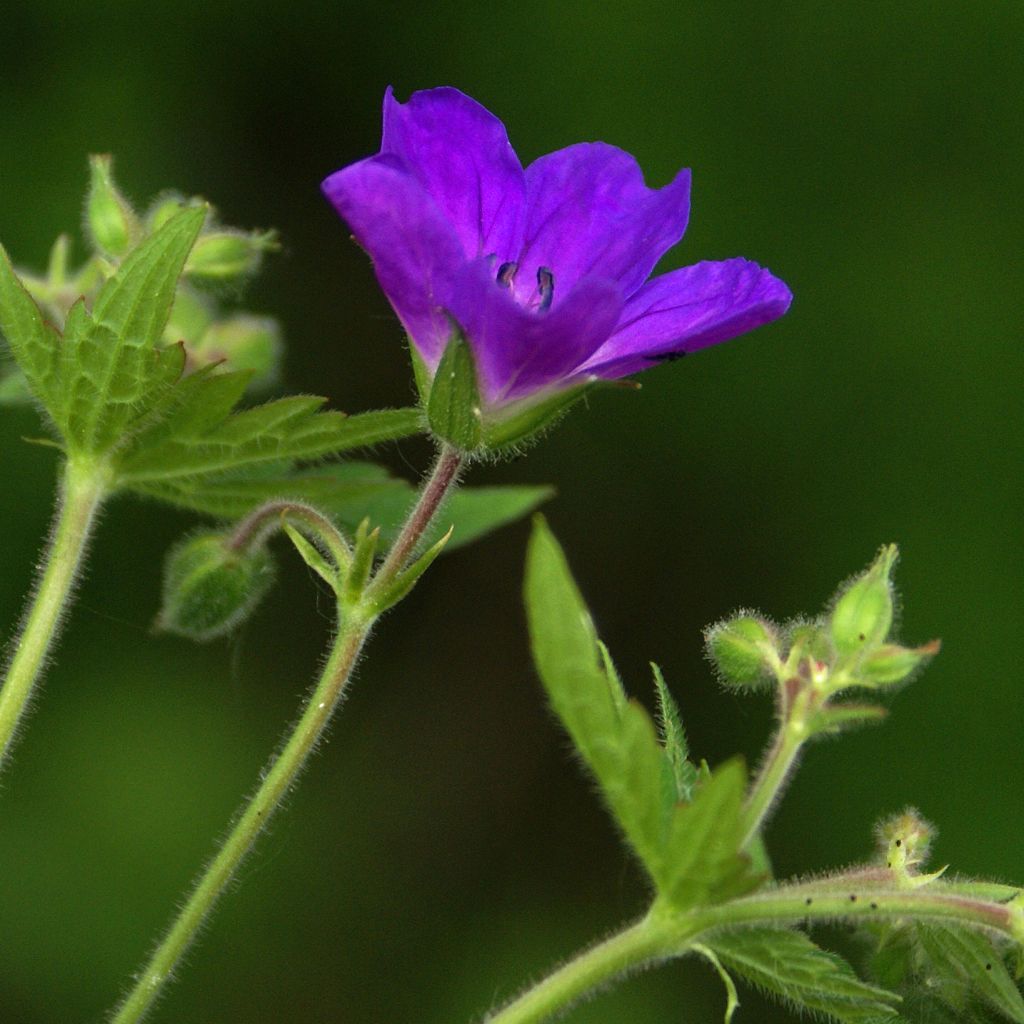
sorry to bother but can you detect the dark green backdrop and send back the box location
[1,3,1021,1021]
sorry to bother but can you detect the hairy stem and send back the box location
[373,442,463,587]
[109,447,465,1023]
[0,456,108,774]
[227,499,352,570]
[480,877,1022,1024]
[110,617,368,1024]
[740,719,803,848]
[483,912,678,1024]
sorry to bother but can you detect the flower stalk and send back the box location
[109,443,464,1024]
[0,457,109,773]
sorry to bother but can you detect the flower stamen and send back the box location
[536,266,554,312]
[496,261,517,289]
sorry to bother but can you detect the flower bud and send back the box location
[861,640,940,686]
[875,808,935,872]
[829,544,897,657]
[185,229,278,284]
[146,193,195,233]
[157,532,275,642]
[704,614,777,689]
[86,155,140,258]
[192,315,282,389]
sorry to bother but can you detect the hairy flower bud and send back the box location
[157,532,275,642]
[861,640,940,686]
[192,315,282,389]
[185,230,278,284]
[86,155,140,258]
[705,614,777,689]
[829,545,897,657]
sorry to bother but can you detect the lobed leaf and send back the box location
[708,927,904,1023]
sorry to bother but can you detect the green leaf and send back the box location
[709,927,904,1023]
[916,924,1024,1023]
[662,758,759,909]
[525,515,668,880]
[60,207,206,452]
[367,527,453,613]
[0,366,31,405]
[282,523,339,592]
[426,330,482,450]
[652,662,698,803]
[0,245,62,414]
[419,485,554,551]
[113,365,422,490]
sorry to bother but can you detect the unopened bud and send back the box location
[193,315,282,388]
[146,192,196,233]
[86,155,140,258]
[705,615,777,689]
[861,640,940,686]
[185,229,278,284]
[876,808,937,882]
[157,532,275,642]
[830,545,897,657]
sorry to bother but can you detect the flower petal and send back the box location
[381,86,526,262]
[581,259,793,378]
[321,155,465,366]
[446,263,622,403]
[514,143,691,306]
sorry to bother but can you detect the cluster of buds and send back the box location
[705,546,940,736]
[3,156,281,397]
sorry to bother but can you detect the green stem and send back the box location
[481,877,1021,1024]
[227,499,352,570]
[110,616,369,1024]
[740,718,803,848]
[110,446,466,1023]
[0,456,108,773]
[483,912,678,1024]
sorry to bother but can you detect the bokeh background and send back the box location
[1,2,1021,1021]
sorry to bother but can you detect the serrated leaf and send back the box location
[525,516,668,880]
[113,366,422,485]
[662,758,759,909]
[709,927,904,1023]
[60,207,206,452]
[916,924,1024,1023]
[0,366,31,405]
[652,662,698,803]
[0,246,62,413]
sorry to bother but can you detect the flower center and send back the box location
[495,261,555,313]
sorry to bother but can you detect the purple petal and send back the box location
[513,143,691,307]
[381,87,526,262]
[446,263,622,403]
[579,258,792,378]
[322,155,466,366]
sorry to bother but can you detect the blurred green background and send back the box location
[1,2,1021,1021]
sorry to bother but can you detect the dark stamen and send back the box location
[496,261,517,288]
[537,266,554,312]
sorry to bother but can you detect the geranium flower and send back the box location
[322,87,791,411]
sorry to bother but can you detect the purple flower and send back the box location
[323,87,791,411]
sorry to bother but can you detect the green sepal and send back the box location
[426,328,483,451]
[482,382,594,450]
[408,341,433,406]
[343,519,379,607]
[367,527,453,614]
[283,523,340,593]
[708,927,904,1023]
